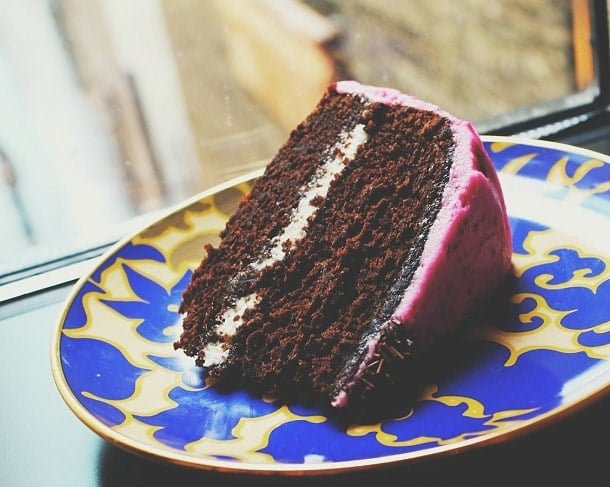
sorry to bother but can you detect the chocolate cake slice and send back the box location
[175,81,512,419]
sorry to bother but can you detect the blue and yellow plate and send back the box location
[51,136,610,474]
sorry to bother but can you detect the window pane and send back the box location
[0,0,603,278]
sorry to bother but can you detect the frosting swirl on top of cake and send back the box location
[330,81,512,408]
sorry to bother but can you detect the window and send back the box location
[1,0,608,281]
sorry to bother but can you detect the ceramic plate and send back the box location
[51,136,610,474]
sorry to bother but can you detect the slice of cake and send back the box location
[175,81,512,419]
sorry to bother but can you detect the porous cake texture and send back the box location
[175,81,512,419]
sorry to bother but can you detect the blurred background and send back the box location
[0,0,603,277]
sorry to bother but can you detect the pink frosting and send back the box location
[331,81,512,408]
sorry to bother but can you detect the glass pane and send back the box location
[0,0,603,278]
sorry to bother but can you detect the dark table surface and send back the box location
[1,283,609,487]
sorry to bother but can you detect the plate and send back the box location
[51,136,610,474]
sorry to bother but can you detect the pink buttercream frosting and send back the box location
[331,81,512,408]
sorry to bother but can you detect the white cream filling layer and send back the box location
[252,123,368,271]
[201,123,369,367]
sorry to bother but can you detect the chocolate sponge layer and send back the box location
[175,88,453,412]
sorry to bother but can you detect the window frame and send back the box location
[478,0,610,138]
